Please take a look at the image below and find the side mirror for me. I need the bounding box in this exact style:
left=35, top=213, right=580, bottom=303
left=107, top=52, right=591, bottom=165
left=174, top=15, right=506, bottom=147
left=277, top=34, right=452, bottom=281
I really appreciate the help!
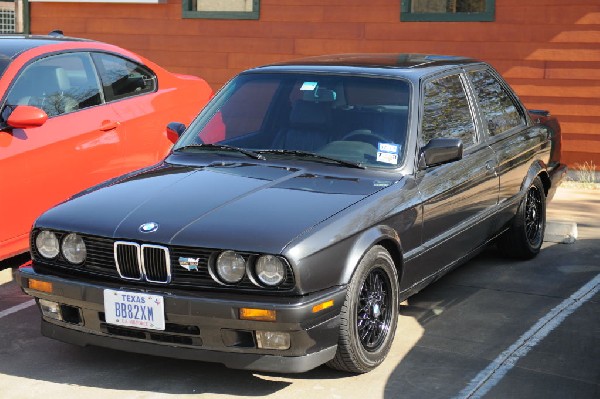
left=6, top=105, right=48, bottom=129
left=419, top=138, right=463, bottom=169
left=166, top=122, right=186, bottom=143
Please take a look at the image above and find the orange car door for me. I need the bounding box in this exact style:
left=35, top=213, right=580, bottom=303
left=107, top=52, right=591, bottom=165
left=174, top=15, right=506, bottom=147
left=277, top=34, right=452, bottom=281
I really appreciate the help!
left=0, top=52, right=125, bottom=259
left=91, top=52, right=173, bottom=172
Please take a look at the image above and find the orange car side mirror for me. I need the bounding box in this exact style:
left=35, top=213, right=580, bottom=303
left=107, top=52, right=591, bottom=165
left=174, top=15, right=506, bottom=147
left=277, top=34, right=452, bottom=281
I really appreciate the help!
left=7, top=105, right=48, bottom=129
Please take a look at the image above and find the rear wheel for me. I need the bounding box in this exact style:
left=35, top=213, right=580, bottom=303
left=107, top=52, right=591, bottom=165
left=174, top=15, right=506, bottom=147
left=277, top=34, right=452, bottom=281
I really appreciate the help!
left=327, top=245, right=399, bottom=373
left=497, top=176, right=546, bottom=259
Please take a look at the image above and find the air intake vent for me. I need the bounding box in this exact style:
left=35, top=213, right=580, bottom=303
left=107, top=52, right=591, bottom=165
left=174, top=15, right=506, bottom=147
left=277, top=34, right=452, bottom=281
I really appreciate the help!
left=142, top=245, right=171, bottom=283
left=114, top=242, right=170, bottom=284
left=114, top=242, right=141, bottom=280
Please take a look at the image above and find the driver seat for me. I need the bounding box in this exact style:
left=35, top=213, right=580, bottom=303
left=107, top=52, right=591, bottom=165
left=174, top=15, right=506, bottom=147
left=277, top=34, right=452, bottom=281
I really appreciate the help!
left=272, top=100, right=332, bottom=151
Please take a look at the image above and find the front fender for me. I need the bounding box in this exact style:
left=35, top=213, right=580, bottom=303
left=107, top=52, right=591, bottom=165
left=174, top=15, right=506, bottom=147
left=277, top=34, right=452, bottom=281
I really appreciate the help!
left=340, top=225, right=403, bottom=285
left=285, top=224, right=404, bottom=295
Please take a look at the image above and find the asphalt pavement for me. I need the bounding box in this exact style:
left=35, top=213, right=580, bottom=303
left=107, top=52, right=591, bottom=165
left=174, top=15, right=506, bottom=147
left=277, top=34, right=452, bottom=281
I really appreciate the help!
left=0, top=185, right=598, bottom=399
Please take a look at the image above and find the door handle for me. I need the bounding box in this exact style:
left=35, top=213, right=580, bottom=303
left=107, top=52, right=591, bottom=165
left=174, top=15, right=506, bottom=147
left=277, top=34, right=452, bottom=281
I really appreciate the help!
left=100, top=120, right=120, bottom=131
left=485, top=160, right=495, bottom=171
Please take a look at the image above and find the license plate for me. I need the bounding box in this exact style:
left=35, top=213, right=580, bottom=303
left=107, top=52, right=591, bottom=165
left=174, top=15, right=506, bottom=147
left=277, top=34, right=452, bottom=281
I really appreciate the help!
left=103, top=289, right=165, bottom=331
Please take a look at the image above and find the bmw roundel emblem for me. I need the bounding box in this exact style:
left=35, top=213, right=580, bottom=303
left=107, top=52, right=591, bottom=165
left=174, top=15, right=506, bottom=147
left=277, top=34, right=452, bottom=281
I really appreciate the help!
left=139, top=222, right=159, bottom=233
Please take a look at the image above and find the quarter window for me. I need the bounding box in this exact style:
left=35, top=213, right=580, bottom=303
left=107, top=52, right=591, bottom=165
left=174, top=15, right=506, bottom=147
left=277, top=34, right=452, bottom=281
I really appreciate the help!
left=92, top=53, right=156, bottom=102
left=469, top=69, right=524, bottom=136
left=5, top=52, right=102, bottom=117
left=421, top=74, right=476, bottom=148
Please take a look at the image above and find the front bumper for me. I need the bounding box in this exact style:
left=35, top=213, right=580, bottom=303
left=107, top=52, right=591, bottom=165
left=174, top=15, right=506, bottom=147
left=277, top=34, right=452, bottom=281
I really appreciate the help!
left=17, top=265, right=346, bottom=373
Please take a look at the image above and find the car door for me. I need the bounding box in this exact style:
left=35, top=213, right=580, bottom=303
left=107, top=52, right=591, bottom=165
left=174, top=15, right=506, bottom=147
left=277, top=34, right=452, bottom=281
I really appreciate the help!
left=91, top=52, right=174, bottom=171
left=404, top=71, right=499, bottom=285
left=466, top=68, right=536, bottom=209
left=0, top=51, right=125, bottom=258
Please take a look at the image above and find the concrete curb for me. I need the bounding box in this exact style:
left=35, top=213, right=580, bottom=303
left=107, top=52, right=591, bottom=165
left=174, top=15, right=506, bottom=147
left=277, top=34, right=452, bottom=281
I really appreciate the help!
left=0, top=268, right=15, bottom=286
left=545, top=220, right=578, bottom=244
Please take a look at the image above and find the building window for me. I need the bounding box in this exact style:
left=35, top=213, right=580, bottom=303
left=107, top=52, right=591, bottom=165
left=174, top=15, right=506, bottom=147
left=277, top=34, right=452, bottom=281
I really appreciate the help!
left=0, top=0, right=29, bottom=33
left=183, top=0, right=259, bottom=20
left=401, top=0, right=494, bottom=22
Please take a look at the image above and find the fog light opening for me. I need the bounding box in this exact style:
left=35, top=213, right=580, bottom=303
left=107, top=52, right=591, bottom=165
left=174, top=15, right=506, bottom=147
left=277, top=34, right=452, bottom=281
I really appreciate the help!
left=39, top=299, right=62, bottom=321
left=255, top=331, right=290, bottom=350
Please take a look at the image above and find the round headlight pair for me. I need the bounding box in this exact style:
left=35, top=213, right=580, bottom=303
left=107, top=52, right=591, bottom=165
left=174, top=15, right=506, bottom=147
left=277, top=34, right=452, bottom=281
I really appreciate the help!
left=212, top=251, right=286, bottom=287
left=35, top=230, right=86, bottom=264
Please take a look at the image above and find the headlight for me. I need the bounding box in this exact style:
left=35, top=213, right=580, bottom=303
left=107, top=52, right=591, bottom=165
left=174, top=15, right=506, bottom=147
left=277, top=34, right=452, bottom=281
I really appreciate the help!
left=35, top=230, right=59, bottom=259
left=215, top=251, right=246, bottom=283
left=61, top=233, right=86, bottom=264
left=255, top=255, right=285, bottom=286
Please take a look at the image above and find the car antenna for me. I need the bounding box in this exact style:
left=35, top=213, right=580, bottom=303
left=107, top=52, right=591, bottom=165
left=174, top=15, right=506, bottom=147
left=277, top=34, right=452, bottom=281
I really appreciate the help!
left=48, top=30, right=64, bottom=37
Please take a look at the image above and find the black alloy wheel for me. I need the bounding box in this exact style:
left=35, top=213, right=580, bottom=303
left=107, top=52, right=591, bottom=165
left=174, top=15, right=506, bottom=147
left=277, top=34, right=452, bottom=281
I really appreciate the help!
left=357, top=268, right=393, bottom=351
left=327, top=245, right=399, bottom=373
left=497, top=176, right=546, bottom=259
left=525, top=184, right=544, bottom=246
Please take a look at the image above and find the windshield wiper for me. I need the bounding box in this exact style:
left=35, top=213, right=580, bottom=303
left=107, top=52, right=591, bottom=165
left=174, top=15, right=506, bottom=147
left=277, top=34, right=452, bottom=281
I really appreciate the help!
left=257, top=149, right=364, bottom=169
left=174, top=144, right=265, bottom=160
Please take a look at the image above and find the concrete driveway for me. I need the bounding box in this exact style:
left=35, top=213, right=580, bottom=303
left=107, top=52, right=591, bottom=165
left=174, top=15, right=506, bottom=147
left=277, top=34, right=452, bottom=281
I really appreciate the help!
left=0, top=186, right=598, bottom=399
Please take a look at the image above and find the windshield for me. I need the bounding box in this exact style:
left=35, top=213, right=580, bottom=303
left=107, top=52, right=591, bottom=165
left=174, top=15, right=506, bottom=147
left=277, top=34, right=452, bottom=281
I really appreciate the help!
left=175, top=72, right=411, bottom=169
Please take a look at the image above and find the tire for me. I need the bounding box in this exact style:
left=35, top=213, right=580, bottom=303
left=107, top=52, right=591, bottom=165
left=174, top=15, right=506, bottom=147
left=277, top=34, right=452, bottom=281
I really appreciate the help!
left=327, top=245, right=399, bottom=373
left=497, top=176, right=546, bottom=259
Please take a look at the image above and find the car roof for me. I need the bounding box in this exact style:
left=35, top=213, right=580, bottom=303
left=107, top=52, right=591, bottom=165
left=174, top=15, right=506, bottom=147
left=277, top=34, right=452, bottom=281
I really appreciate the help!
left=0, top=35, right=92, bottom=59
left=247, top=53, right=483, bottom=77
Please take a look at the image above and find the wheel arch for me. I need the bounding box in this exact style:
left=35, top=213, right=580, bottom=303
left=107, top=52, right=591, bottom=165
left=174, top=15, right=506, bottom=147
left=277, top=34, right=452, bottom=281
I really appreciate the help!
left=522, top=160, right=549, bottom=196
left=538, top=170, right=551, bottom=197
left=340, top=225, right=404, bottom=287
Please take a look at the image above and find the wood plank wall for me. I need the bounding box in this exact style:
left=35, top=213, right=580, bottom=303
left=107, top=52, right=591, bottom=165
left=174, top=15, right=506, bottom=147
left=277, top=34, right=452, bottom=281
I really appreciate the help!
left=30, top=0, right=600, bottom=168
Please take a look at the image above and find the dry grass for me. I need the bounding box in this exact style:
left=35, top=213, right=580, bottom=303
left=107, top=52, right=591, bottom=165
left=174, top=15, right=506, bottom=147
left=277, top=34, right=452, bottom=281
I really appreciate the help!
left=562, top=161, right=599, bottom=190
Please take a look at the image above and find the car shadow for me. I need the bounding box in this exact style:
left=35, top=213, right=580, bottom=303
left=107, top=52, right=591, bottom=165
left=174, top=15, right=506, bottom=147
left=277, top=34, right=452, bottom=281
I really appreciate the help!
left=382, top=238, right=600, bottom=399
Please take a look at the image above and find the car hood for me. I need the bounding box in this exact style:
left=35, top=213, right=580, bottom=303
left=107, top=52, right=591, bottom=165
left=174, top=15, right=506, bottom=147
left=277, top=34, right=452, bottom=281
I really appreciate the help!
left=37, top=162, right=398, bottom=254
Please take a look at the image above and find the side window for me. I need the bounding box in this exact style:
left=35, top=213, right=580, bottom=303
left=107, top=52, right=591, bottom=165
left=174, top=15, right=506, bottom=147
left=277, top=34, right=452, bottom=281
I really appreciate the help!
left=92, top=53, right=156, bottom=102
left=5, top=53, right=102, bottom=117
left=421, top=74, right=476, bottom=148
left=469, top=69, right=525, bottom=136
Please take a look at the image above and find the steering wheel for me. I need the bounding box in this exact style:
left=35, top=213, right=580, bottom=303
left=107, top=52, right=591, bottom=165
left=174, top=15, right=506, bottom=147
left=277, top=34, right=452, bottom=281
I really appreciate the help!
left=341, top=129, right=389, bottom=147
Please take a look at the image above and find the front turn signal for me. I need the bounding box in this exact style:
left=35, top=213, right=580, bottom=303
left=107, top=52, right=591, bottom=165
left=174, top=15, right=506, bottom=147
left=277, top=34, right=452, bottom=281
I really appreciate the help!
left=28, top=279, right=53, bottom=294
left=240, top=308, right=276, bottom=322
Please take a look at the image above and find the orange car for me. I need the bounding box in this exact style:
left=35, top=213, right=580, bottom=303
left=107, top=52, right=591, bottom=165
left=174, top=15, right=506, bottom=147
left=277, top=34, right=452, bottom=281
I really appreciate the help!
left=0, top=34, right=212, bottom=261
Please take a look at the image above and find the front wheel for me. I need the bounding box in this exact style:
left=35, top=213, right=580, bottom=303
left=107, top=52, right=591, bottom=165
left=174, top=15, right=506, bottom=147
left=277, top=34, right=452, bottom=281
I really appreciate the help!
left=497, top=176, right=546, bottom=259
left=327, top=245, right=399, bottom=373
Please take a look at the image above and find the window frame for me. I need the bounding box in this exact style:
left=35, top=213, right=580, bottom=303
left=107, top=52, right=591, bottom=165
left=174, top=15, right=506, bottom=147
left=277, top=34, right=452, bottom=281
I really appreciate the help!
left=182, top=0, right=260, bottom=20
left=400, top=0, right=495, bottom=22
